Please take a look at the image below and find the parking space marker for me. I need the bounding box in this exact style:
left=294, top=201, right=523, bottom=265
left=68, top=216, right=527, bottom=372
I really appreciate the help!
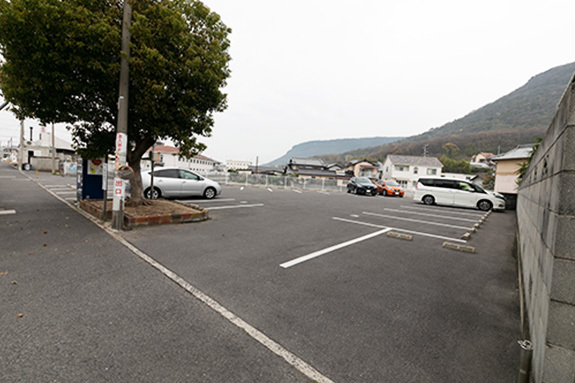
left=280, top=228, right=392, bottom=269
left=363, top=211, right=471, bottom=230
left=205, top=203, right=264, bottom=210
left=0, top=209, right=16, bottom=215
left=384, top=208, right=478, bottom=223
left=179, top=198, right=236, bottom=203
left=30, top=173, right=335, bottom=383
left=401, top=205, right=483, bottom=217
left=332, top=217, right=467, bottom=243
left=293, top=190, right=302, bottom=194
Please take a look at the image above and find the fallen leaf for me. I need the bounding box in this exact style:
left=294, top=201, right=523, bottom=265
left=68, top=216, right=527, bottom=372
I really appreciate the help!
left=43, top=232, right=47, bottom=234
left=11, top=281, right=18, bottom=285
left=17, top=313, right=23, bottom=318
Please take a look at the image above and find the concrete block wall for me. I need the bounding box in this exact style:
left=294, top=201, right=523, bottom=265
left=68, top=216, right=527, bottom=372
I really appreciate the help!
left=517, top=73, right=575, bottom=382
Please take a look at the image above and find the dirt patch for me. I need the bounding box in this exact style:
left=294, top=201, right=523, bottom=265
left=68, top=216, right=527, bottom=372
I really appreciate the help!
left=85, top=199, right=201, bottom=217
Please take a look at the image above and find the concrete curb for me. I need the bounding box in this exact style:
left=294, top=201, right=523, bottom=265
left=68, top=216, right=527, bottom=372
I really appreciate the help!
left=443, top=242, right=476, bottom=253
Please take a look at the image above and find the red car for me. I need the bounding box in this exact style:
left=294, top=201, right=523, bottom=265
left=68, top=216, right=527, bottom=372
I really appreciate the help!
left=375, top=180, right=404, bottom=197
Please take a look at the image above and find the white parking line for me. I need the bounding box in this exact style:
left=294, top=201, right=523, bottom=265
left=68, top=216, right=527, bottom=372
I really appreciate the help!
left=280, top=228, right=393, bottom=268
left=384, top=208, right=478, bottom=223
left=317, top=191, right=330, bottom=195
left=401, top=205, right=483, bottom=217
left=179, top=198, right=236, bottom=203
left=33, top=179, right=335, bottom=383
left=55, top=191, right=77, bottom=195
left=0, top=176, right=15, bottom=179
left=293, top=190, right=302, bottom=194
left=333, top=217, right=467, bottom=243
left=205, top=203, right=264, bottom=210
left=363, top=211, right=471, bottom=230
left=0, top=209, right=16, bottom=215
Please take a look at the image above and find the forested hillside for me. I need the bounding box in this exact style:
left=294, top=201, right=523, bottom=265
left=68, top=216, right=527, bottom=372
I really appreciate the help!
left=318, top=62, right=575, bottom=163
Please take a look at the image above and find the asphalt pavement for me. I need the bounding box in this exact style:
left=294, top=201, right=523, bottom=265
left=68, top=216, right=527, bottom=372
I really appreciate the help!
left=0, top=162, right=310, bottom=383
left=1, top=162, right=521, bottom=382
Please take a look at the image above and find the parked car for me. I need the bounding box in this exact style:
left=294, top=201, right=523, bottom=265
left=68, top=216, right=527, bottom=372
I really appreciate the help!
left=375, top=179, right=404, bottom=197
left=413, top=177, right=505, bottom=211
left=141, top=167, right=221, bottom=199
left=347, top=177, right=377, bottom=196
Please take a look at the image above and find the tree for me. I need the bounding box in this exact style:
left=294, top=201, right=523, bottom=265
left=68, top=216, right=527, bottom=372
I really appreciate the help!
left=0, top=0, right=231, bottom=205
left=442, top=142, right=460, bottom=158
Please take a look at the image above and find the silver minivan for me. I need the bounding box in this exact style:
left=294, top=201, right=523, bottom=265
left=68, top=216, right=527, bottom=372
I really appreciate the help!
left=414, top=177, right=505, bottom=211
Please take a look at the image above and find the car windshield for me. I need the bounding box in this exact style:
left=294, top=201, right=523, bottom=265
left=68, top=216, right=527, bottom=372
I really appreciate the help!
left=356, top=177, right=372, bottom=183
left=385, top=180, right=399, bottom=186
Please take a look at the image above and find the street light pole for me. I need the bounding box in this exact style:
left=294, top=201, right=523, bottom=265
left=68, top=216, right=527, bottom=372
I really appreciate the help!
left=111, top=0, right=132, bottom=230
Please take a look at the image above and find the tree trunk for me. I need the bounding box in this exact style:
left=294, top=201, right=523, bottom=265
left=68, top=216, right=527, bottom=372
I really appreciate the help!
left=127, top=157, right=145, bottom=206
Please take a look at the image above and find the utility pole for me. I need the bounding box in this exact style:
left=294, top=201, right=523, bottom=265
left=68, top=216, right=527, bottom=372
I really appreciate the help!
left=51, top=123, right=56, bottom=173
left=423, top=144, right=429, bottom=157
left=111, top=0, right=132, bottom=230
left=18, top=120, right=24, bottom=169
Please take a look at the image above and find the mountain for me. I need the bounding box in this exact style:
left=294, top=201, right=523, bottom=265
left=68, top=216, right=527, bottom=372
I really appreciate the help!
left=265, top=136, right=404, bottom=166
left=317, top=61, right=575, bottom=163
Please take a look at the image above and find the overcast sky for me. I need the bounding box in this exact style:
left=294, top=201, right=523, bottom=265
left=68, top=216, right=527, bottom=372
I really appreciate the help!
left=1, top=0, right=574, bottom=164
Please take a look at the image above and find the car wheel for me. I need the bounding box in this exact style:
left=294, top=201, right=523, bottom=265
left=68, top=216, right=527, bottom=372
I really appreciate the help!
left=422, top=195, right=435, bottom=205
left=347, top=187, right=352, bottom=193
left=478, top=200, right=493, bottom=211
left=144, top=187, right=161, bottom=199
left=203, top=187, right=216, bottom=199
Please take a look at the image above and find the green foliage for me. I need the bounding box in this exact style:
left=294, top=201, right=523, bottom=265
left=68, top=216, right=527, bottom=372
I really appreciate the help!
left=439, top=155, right=472, bottom=174
left=442, top=142, right=460, bottom=158
left=516, top=137, right=542, bottom=184
left=0, top=0, right=231, bottom=202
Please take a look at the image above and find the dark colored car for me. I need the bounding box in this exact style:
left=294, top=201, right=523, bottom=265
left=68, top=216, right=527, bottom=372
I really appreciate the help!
left=375, top=179, right=405, bottom=197
left=347, top=177, right=377, bottom=196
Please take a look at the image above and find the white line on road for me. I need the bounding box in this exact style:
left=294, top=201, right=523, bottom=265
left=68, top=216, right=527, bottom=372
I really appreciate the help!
left=178, top=198, right=236, bottom=203
left=363, top=211, right=471, bottom=230
left=31, top=174, right=336, bottom=383
left=332, top=217, right=467, bottom=243
left=0, top=176, right=15, bottom=178
left=0, top=209, right=16, bottom=215
left=384, top=208, right=478, bottom=223
left=55, top=191, right=77, bottom=195
left=293, top=190, right=302, bottom=194
left=401, top=205, right=483, bottom=217
left=317, top=191, right=330, bottom=195
left=205, top=203, right=264, bottom=210
left=280, top=228, right=392, bottom=269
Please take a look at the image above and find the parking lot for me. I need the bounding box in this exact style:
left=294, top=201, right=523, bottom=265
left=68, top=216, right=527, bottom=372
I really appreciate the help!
left=121, top=185, right=520, bottom=382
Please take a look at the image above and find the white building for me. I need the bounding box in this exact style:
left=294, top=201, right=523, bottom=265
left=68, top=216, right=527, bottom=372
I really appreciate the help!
left=142, top=145, right=221, bottom=173
left=226, top=159, right=252, bottom=171
left=490, top=144, right=534, bottom=194
left=382, top=155, right=443, bottom=191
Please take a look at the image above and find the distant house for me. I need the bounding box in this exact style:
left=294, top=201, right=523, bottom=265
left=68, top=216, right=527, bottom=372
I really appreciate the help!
left=143, top=145, right=222, bottom=172
left=226, top=159, right=252, bottom=171
left=345, top=159, right=382, bottom=179
left=382, top=155, right=443, bottom=191
left=284, top=157, right=347, bottom=181
left=470, top=152, right=495, bottom=168
left=490, top=144, right=534, bottom=195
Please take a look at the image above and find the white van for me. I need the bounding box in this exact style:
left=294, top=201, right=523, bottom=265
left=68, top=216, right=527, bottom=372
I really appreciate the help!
left=413, top=177, right=505, bottom=211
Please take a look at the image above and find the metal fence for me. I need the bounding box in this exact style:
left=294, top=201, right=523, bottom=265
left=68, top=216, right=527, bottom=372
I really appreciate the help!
left=201, top=172, right=347, bottom=193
